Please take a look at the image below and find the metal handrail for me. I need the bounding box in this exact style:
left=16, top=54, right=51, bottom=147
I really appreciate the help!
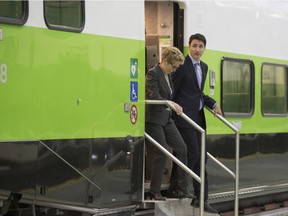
left=205, top=107, right=240, bottom=216
left=39, top=140, right=101, bottom=191
left=145, top=100, right=206, bottom=215
left=144, top=133, right=200, bottom=183
left=145, top=100, right=240, bottom=216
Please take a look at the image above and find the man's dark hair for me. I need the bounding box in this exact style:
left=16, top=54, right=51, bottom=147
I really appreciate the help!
left=189, top=33, right=207, bottom=47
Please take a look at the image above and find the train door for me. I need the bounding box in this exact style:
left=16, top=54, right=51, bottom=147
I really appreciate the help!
left=144, top=0, right=184, bottom=184
left=145, top=1, right=184, bottom=72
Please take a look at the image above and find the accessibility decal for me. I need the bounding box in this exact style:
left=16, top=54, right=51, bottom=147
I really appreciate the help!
left=130, top=81, right=138, bottom=102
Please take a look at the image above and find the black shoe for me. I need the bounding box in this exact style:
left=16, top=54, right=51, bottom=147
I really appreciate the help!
left=166, top=188, right=186, bottom=199
left=190, top=198, right=200, bottom=207
left=146, top=191, right=166, bottom=201
left=190, top=199, right=218, bottom=214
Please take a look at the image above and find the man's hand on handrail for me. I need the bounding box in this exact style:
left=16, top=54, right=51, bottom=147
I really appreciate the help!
left=171, top=101, right=183, bottom=115
left=213, top=103, right=223, bottom=117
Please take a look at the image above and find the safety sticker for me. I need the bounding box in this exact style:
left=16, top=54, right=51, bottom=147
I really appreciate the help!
left=130, top=81, right=138, bottom=102
left=130, top=105, right=138, bottom=125
left=130, top=58, right=138, bottom=79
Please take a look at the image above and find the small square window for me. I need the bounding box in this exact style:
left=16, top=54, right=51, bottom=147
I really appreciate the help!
left=221, top=57, right=255, bottom=117
left=44, top=0, right=85, bottom=33
left=0, top=0, right=28, bottom=25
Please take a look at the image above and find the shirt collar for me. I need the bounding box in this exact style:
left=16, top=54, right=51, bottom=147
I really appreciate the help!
left=189, top=54, right=200, bottom=65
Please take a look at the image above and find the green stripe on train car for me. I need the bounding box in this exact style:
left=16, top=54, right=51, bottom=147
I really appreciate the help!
left=0, top=25, right=145, bottom=140
left=182, top=47, right=288, bottom=135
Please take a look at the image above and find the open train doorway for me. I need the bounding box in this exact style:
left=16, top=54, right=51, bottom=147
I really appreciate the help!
left=144, top=0, right=184, bottom=188
left=145, top=1, right=184, bottom=72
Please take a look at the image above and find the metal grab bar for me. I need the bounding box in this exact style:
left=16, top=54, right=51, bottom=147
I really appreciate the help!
left=144, top=133, right=200, bottom=183
left=39, top=140, right=101, bottom=191
left=207, top=152, right=235, bottom=178
left=145, top=100, right=206, bottom=215
left=205, top=107, right=240, bottom=216
left=146, top=100, right=204, bottom=132
left=145, top=100, right=240, bottom=216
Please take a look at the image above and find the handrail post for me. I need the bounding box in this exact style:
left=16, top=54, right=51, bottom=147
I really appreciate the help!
left=200, top=131, right=206, bottom=215
left=146, top=100, right=205, bottom=216
left=205, top=107, right=240, bottom=216
left=235, top=131, right=240, bottom=216
left=167, top=100, right=205, bottom=215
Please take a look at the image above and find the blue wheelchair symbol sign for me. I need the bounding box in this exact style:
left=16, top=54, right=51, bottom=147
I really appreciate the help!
left=130, top=81, right=138, bottom=102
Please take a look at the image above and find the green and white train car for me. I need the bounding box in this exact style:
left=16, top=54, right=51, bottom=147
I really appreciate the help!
left=0, top=1, right=145, bottom=215
left=0, top=0, right=287, bottom=215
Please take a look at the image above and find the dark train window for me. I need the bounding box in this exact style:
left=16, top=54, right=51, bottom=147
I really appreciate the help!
left=44, top=0, right=85, bottom=33
left=0, top=0, right=28, bottom=25
left=221, top=57, right=255, bottom=117
left=261, top=63, right=288, bottom=116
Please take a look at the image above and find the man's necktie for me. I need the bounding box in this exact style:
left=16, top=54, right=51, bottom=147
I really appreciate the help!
left=194, top=63, right=202, bottom=88
left=194, top=63, right=203, bottom=110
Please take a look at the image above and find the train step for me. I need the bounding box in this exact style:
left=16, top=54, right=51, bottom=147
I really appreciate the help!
left=143, top=198, right=220, bottom=216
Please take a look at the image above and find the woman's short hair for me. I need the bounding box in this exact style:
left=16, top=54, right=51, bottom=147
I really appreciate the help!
left=161, top=47, right=184, bottom=67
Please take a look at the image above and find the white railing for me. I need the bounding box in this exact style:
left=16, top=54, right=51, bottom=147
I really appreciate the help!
left=205, top=107, right=240, bottom=216
left=145, top=100, right=239, bottom=216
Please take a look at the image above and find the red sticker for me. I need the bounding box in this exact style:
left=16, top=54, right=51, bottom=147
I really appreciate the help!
left=130, top=105, right=138, bottom=125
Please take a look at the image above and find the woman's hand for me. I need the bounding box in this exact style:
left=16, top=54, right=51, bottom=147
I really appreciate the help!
left=172, top=102, right=183, bottom=115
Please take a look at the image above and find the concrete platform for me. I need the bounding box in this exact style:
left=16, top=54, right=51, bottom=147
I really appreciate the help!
left=154, top=198, right=220, bottom=216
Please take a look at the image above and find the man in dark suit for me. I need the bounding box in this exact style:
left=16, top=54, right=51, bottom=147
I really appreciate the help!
left=145, top=47, right=187, bottom=200
left=172, top=33, right=222, bottom=213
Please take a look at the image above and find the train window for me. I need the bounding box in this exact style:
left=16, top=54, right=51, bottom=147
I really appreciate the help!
left=44, top=0, right=85, bottom=33
left=221, top=57, right=255, bottom=117
left=0, top=0, right=28, bottom=25
left=261, top=63, right=288, bottom=116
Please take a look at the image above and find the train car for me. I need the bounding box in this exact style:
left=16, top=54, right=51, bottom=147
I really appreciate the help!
left=0, top=0, right=287, bottom=215
left=0, top=1, right=145, bottom=215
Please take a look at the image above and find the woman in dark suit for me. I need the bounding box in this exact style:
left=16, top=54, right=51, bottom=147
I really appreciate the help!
left=172, top=33, right=222, bottom=213
left=145, top=47, right=187, bottom=200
